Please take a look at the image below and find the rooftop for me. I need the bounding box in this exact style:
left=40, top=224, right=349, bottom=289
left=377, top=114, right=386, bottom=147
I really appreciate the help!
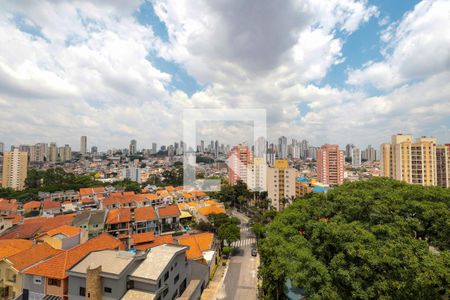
left=157, top=204, right=181, bottom=218
left=69, top=250, right=138, bottom=276
left=6, top=243, right=62, bottom=271
left=134, top=206, right=157, bottom=222
left=0, top=239, right=33, bottom=260
left=106, top=208, right=131, bottom=224
left=121, top=289, right=155, bottom=300
left=45, top=225, right=81, bottom=238
left=130, top=244, right=186, bottom=281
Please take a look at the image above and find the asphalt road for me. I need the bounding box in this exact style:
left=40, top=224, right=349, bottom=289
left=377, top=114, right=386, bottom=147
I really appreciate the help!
left=217, top=210, right=258, bottom=300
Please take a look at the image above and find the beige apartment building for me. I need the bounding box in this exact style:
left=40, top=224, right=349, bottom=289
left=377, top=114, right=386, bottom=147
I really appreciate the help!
left=267, top=160, right=298, bottom=211
left=246, top=157, right=267, bottom=192
left=1, top=149, right=28, bottom=190
left=380, top=134, right=449, bottom=187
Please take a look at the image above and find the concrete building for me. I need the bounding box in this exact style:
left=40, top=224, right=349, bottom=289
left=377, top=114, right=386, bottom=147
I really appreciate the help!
left=228, top=144, right=253, bottom=185
left=363, top=145, right=377, bottom=162
left=317, top=144, right=345, bottom=185
left=254, top=136, right=267, bottom=158
left=436, top=145, right=449, bottom=188
left=0, top=142, right=4, bottom=153
left=267, top=160, right=298, bottom=211
left=122, top=167, right=141, bottom=183
left=30, top=143, right=47, bottom=162
left=67, top=250, right=146, bottom=300
left=80, top=136, right=87, bottom=155
left=351, top=147, right=361, bottom=168
left=380, top=134, right=446, bottom=187
left=246, top=157, right=268, bottom=192
left=129, top=139, right=137, bottom=156
left=49, top=142, right=58, bottom=162
left=278, top=136, right=287, bottom=159
left=1, top=149, right=28, bottom=190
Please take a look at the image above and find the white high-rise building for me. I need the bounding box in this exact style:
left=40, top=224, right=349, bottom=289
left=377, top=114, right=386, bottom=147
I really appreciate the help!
left=80, top=136, right=87, bottom=155
left=254, top=136, right=267, bottom=158
left=129, top=139, right=137, bottom=155
left=278, top=136, right=287, bottom=159
left=352, top=147, right=361, bottom=168
left=246, top=157, right=268, bottom=192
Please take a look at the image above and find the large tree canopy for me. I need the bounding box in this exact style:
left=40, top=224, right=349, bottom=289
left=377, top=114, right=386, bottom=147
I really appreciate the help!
left=259, top=178, right=450, bottom=300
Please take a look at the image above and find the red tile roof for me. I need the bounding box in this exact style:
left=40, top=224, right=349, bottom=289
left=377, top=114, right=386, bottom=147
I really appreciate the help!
left=7, top=243, right=62, bottom=271
left=131, top=232, right=155, bottom=244
left=0, top=200, right=18, bottom=212
left=176, top=232, right=214, bottom=260
left=134, top=234, right=174, bottom=251
left=0, top=239, right=33, bottom=260
left=105, top=208, right=131, bottom=224
left=157, top=204, right=181, bottom=218
left=45, top=225, right=81, bottom=238
left=42, top=200, right=61, bottom=210
left=134, top=206, right=157, bottom=222
left=23, top=201, right=41, bottom=210
left=102, top=194, right=146, bottom=207
left=22, top=233, right=122, bottom=279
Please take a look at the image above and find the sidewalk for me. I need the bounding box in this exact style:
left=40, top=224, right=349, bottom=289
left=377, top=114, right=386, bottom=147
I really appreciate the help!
left=201, top=259, right=229, bottom=300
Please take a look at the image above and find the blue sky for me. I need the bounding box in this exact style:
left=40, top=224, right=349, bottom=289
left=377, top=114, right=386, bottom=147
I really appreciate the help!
left=135, top=0, right=420, bottom=97
left=0, top=0, right=448, bottom=149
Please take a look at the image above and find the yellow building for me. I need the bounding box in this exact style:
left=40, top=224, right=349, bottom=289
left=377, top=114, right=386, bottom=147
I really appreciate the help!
left=267, top=160, right=298, bottom=211
left=380, top=134, right=447, bottom=187
left=0, top=243, right=61, bottom=300
left=1, top=149, right=28, bottom=190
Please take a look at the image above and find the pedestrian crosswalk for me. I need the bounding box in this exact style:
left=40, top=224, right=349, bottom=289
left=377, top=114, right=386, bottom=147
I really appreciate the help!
left=240, top=227, right=249, bottom=232
left=230, top=238, right=256, bottom=248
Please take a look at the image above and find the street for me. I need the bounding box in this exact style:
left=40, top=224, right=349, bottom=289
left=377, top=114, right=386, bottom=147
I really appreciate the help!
left=216, top=210, right=258, bottom=300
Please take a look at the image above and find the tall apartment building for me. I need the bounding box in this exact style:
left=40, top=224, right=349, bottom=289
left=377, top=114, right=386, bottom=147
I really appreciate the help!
left=351, top=147, right=361, bottom=168
left=0, top=142, right=4, bottom=153
left=80, top=136, right=87, bottom=155
left=152, top=143, right=157, bottom=154
left=2, top=149, right=28, bottom=190
left=380, top=134, right=448, bottom=187
left=436, top=145, right=449, bottom=188
left=278, top=136, right=287, bottom=159
left=363, top=145, right=377, bottom=162
left=228, top=144, right=253, bottom=185
left=254, top=136, right=267, bottom=158
left=129, top=139, right=137, bottom=155
left=49, top=142, right=58, bottom=162
left=30, top=143, right=48, bottom=162
left=59, top=144, right=72, bottom=161
left=267, top=160, right=298, bottom=211
left=246, top=157, right=267, bottom=192
left=317, top=144, right=345, bottom=185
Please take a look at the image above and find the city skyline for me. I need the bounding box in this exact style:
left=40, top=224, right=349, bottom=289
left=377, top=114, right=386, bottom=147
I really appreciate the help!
left=0, top=1, right=449, bottom=149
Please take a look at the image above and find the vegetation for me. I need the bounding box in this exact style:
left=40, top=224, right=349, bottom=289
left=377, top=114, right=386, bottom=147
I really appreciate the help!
left=0, top=168, right=102, bottom=201
left=194, top=213, right=241, bottom=249
left=259, top=178, right=450, bottom=300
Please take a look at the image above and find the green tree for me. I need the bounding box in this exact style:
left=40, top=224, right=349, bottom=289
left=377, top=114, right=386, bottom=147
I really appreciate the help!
left=218, top=223, right=240, bottom=247
left=259, top=178, right=450, bottom=299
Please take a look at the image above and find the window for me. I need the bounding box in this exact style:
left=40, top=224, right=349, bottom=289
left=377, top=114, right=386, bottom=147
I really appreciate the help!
left=158, top=279, right=161, bottom=288
left=174, top=274, right=179, bottom=284
left=163, top=287, right=169, bottom=297
left=48, top=278, right=61, bottom=287
left=33, top=276, right=42, bottom=284
left=164, top=271, right=169, bottom=281
left=79, top=287, right=86, bottom=296
left=104, top=287, right=112, bottom=293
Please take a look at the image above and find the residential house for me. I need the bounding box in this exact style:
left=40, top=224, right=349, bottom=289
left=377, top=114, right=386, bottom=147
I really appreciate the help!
left=23, top=201, right=42, bottom=216
left=0, top=243, right=61, bottom=300
left=134, top=206, right=158, bottom=234
left=38, top=225, right=87, bottom=250
left=105, top=208, right=132, bottom=238
left=125, top=244, right=191, bottom=300
left=157, top=205, right=181, bottom=233
left=0, top=240, right=33, bottom=261
left=0, top=199, right=18, bottom=216
left=176, top=232, right=217, bottom=277
left=72, top=210, right=107, bottom=239
left=21, top=233, right=123, bottom=300
left=42, top=200, right=61, bottom=216
left=79, top=187, right=108, bottom=201
left=132, top=234, right=174, bottom=251
left=67, top=250, right=146, bottom=300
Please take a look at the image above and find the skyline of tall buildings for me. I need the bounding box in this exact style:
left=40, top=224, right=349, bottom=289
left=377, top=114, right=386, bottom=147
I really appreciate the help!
left=80, top=136, right=87, bottom=155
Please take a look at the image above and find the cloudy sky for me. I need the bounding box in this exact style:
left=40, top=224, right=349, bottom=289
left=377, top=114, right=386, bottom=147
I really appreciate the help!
left=0, top=0, right=449, bottom=151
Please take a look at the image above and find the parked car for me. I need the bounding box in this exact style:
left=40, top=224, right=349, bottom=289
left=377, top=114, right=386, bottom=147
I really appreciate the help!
left=251, top=247, right=257, bottom=256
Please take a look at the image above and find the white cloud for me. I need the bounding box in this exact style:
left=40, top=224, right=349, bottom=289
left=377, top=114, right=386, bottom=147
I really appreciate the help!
left=347, top=0, right=450, bottom=90
left=0, top=0, right=448, bottom=150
